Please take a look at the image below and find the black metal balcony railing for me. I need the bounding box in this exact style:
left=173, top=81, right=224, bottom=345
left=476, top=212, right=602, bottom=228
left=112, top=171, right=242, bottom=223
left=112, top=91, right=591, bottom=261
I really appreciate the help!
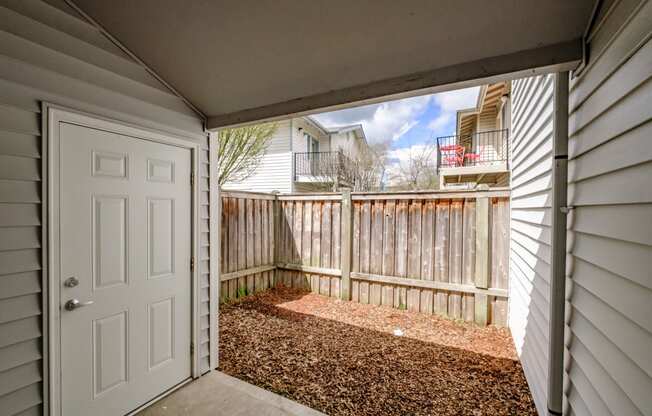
left=436, top=129, right=509, bottom=170
left=293, top=151, right=352, bottom=182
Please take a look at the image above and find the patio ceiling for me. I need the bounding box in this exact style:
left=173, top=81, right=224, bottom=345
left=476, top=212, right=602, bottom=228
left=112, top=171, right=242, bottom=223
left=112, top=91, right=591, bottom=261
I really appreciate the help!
left=68, top=0, right=596, bottom=128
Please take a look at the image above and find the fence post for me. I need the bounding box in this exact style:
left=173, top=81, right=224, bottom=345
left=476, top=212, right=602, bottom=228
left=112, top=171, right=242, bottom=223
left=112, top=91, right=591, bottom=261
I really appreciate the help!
left=340, top=189, right=353, bottom=301
left=474, top=186, right=490, bottom=326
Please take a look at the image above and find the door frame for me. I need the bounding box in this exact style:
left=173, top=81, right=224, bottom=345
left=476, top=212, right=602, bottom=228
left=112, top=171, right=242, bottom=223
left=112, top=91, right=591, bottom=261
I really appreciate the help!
left=43, top=104, right=202, bottom=416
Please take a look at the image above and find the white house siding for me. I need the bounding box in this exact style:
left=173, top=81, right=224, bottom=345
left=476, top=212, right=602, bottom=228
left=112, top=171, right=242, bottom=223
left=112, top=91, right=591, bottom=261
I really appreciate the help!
left=509, top=73, right=554, bottom=416
left=0, top=2, right=208, bottom=415
left=222, top=119, right=293, bottom=193
left=292, top=117, right=330, bottom=154
left=565, top=0, right=652, bottom=415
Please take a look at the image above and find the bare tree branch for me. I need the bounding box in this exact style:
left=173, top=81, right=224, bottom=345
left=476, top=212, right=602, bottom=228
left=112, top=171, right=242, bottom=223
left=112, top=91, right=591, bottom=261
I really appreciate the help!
left=216, top=122, right=277, bottom=185
left=391, top=142, right=439, bottom=190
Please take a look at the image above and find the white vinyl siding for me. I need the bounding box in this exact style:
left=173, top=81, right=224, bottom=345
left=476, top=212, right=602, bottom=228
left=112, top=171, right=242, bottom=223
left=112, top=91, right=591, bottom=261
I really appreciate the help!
left=565, top=1, right=652, bottom=415
left=291, top=117, right=330, bottom=153
left=222, top=119, right=293, bottom=193
left=510, top=2, right=652, bottom=415
left=0, top=1, right=207, bottom=415
left=509, top=73, right=554, bottom=416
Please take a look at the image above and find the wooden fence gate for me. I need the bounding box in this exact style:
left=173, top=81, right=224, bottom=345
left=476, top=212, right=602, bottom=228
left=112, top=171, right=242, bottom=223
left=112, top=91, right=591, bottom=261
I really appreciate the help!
left=220, top=189, right=509, bottom=326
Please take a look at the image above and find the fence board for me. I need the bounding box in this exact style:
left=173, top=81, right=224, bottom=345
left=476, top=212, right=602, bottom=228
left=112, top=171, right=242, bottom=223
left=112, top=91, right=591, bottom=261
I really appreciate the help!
left=261, top=200, right=270, bottom=290
left=382, top=201, right=396, bottom=306
left=491, top=198, right=509, bottom=326
left=351, top=201, right=361, bottom=302
left=237, top=198, right=247, bottom=294
left=370, top=201, right=384, bottom=305
left=462, top=199, right=476, bottom=321
left=253, top=199, right=263, bottom=292
left=293, top=201, right=303, bottom=287
left=245, top=199, right=255, bottom=294
left=449, top=200, right=463, bottom=319
left=407, top=201, right=422, bottom=312
left=434, top=201, right=450, bottom=315
left=395, top=200, right=409, bottom=309
left=332, top=202, right=341, bottom=269
left=359, top=201, right=372, bottom=304
left=420, top=201, right=435, bottom=314
left=320, top=202, right=332, bottom=296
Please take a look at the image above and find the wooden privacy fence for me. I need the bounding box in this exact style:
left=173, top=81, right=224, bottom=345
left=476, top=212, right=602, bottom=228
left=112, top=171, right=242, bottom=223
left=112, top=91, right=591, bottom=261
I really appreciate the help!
left=219, top=188, right=510, bottom=326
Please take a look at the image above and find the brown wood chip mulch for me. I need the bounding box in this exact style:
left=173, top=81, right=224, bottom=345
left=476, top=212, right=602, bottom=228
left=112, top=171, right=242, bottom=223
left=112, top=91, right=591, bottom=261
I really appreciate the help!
left=218, top=287, right=536, bottom=416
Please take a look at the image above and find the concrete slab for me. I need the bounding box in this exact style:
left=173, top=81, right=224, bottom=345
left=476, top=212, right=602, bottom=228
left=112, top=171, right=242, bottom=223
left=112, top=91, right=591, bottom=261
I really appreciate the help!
left=137, top=372, right=325, bottom=416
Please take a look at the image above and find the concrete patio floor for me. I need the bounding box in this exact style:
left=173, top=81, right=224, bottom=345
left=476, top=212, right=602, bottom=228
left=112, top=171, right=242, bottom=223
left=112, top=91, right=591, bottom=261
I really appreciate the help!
left=137, top=372, right=325, bottom=416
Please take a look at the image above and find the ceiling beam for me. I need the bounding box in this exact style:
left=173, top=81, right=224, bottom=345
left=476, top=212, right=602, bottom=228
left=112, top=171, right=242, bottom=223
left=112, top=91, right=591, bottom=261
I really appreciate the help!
left=206, top=39, right=582, bottom=130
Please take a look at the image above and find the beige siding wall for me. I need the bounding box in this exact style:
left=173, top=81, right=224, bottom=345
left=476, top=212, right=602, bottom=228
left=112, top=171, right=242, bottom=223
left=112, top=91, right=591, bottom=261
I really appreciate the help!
left=478, top=107, right=498, bottom=132
left=0, top=1, right=207, bottom=415
left=509, top=73, right=554, bottom=416
left=222, top=119, right=293, bottom=193
left=565, top=0, right=652, bottom=415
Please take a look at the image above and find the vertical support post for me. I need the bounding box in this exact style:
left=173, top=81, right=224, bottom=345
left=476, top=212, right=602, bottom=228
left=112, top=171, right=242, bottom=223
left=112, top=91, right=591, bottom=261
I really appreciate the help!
left=340, top=189, right=353, bottom=300
left=548, top=71, right=569, bottom=416
left=474, top=185, right=490, bottom=326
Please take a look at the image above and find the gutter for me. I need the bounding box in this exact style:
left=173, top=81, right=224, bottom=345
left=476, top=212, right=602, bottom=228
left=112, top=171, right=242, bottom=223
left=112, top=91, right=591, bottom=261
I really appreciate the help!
left=548, top=72, right=569, bottom=416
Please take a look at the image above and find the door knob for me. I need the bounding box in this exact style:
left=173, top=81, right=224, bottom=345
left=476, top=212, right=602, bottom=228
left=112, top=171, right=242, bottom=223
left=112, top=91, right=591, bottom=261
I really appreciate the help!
left=64, top=299, right=94, bottom=311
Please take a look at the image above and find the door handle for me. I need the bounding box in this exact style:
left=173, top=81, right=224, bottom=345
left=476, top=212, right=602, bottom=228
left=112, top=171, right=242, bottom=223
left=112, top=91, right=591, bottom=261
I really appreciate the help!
left=64, top=299, right=94, bottom=311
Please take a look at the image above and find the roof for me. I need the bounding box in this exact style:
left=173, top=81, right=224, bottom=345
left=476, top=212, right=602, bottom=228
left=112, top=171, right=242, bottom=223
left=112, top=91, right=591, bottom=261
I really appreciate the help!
left=69, top=1, right=595, bottom=129
left=305, top=116, right=368, bottom=147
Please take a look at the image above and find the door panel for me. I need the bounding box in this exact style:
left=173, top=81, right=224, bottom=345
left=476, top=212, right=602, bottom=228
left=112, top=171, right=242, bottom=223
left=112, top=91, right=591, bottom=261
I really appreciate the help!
left=148, top=297, right=174, bottom=369
left=59, top=122, right=192, bottom=416
left=93, top=311, right=128, bottom=396
left=93, top=196, right=128, bottom=289
left=147, top=198, right=174, bottom=279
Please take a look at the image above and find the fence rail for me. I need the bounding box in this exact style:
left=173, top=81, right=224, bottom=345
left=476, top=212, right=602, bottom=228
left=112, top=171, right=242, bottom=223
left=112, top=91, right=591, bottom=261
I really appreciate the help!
left=220, top=188, right=510, bottom=326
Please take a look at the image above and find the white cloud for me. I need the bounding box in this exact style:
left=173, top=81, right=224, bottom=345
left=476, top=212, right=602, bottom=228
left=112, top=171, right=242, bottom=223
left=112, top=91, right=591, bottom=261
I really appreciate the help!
left=312, top=86, right=480, bottom=145
left=427, top=113, right=453, bottom=133
left=313, top=95, right=431, bottom=143
left=386, top=144, right=433, bottom=164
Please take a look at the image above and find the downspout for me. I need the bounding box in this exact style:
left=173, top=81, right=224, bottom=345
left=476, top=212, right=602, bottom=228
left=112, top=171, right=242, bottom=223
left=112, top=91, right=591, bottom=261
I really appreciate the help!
left=548, top=72, right=569, bottom=416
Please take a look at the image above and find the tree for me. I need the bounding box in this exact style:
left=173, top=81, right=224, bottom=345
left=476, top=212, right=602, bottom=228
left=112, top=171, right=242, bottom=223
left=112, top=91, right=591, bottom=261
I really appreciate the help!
left=216, top=122, right=277, bottom=185
left=391, top=142, right=439, bottom=190
left=314, top=142, right=388, bottom=192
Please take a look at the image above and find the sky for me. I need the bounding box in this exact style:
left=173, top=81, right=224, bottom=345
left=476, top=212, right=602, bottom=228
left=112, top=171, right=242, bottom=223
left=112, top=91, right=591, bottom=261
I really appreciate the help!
left=312, top=87, right=480, bottom=182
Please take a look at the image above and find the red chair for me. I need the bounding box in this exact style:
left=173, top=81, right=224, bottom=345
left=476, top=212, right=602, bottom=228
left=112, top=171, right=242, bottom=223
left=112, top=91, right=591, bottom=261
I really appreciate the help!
left=464, top=153, right=480, bottom=165
left=440, top=144, right=466, bottom=167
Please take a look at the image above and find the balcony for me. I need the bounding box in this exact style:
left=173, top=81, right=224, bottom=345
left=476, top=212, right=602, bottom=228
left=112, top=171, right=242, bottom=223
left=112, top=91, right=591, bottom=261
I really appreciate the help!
left=436, top=129, right=510, bottom=187
left=293, top=151, right=353, bottom=184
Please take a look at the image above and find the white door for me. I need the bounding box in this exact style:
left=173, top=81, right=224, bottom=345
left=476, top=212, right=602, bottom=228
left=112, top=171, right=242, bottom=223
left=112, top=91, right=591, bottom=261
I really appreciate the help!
left=58, top=122, right=192, bottom=416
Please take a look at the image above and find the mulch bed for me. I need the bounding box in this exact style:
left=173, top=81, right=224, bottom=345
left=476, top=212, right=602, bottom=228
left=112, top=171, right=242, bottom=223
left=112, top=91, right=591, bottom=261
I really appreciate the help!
left=218, top=287, right=536, bottom=416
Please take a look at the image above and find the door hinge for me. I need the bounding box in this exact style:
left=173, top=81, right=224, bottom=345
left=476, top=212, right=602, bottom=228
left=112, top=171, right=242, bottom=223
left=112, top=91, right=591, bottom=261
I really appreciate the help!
left=190, top=342, right=195, bottom=355
left=190, top=256, right=195, bottom=272
left=190, top=171, right=195, bottom=187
